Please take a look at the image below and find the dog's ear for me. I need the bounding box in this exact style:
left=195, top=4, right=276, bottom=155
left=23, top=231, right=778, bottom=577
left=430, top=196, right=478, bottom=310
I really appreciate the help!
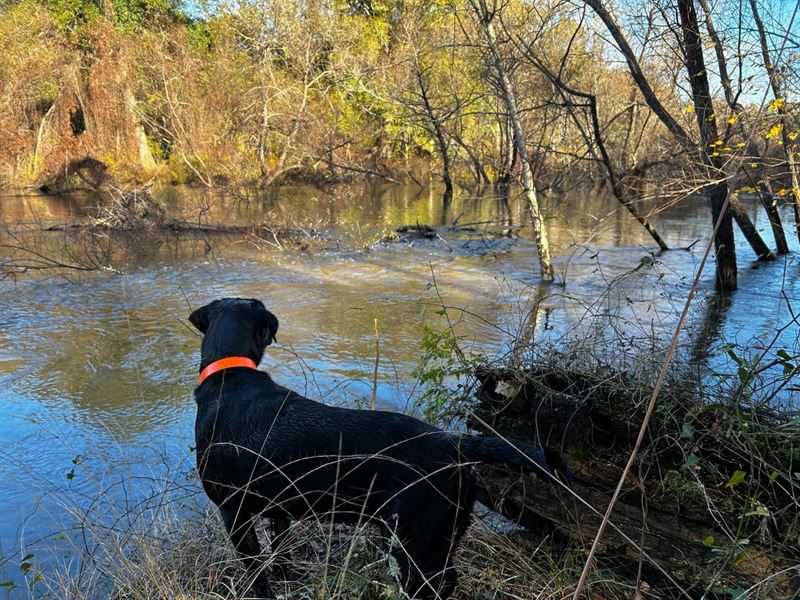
left=249, top=299, right=279, bottom=346
left=188, top=300, right=219, bottom=334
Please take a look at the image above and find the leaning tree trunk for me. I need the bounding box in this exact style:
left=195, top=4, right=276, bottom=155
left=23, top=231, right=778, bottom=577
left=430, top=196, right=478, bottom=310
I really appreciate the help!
left=525, top=53, right=669, bottom=251
left=472, top=0, right=554, bottom=280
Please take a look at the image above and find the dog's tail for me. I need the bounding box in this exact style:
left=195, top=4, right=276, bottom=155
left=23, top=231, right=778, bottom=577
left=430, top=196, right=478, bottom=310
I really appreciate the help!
left=458, top=435, right=569, bottom=482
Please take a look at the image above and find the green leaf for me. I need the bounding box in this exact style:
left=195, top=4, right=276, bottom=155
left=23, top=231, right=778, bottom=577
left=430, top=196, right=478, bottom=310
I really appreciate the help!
left=681, top=422, right=695, bottom=438
left=703, top=535, right=715, bottom=546
left=19, top=563, right=32, bottom=573
left=683, top=454, right=700, bottom=469
left=725, top=470, right=747, bottom=488
left=0, top=581, right=17, bottom=588
left=737, top=366, right=750, bottom=383
left=727, top=348, right=743, bottom=365
left=732, top=551, right=748, bottom=567
left=769, top=470, right=780, bottom=483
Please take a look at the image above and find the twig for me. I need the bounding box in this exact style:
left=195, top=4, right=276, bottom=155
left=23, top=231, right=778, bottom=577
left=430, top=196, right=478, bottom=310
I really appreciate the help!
left=371, top=319, right=380, bottom=411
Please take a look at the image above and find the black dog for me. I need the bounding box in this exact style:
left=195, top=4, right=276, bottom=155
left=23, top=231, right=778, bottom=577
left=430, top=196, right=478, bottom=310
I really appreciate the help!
left=189, top=298, right=563, bottom=599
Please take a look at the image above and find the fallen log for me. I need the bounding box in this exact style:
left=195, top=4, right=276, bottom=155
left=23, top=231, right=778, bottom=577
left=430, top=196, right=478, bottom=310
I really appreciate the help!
left=469, top=366, right=799, bottom=597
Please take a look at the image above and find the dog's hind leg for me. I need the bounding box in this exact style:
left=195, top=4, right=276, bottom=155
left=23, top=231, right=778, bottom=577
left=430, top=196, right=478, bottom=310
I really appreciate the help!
left=220, top=507, right=273, bottom=599
left=389, top=507, right=469, bottom=599
left=268, top=517, right=293, bottom=581
left=388, top=477, right=475, bottom=599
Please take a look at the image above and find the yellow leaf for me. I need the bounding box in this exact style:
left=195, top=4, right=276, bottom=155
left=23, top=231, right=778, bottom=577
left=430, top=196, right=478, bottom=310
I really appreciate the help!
left=777, top=188, right=788, bottom=196
left=788, top=132, right=798, bottom=141
left=711, top=151, right=720, bottom=157
left=736, top=142, right=746, bottom=148
left=769, top=98, right=785, bottom=110
left=685, top=105, right=695, bottom=113
left=766, top=124, right=783, bottom=139
left=728, top=115, right=738, bottom=125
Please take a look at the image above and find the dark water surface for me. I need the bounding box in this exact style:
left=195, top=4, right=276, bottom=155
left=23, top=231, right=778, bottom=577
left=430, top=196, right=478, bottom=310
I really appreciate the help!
left=0, top=184, right=798, bottom=594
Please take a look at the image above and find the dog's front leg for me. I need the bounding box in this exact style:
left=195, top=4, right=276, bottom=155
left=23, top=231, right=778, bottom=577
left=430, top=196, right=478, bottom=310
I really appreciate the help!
left=220, top=507, right=273, bottom=599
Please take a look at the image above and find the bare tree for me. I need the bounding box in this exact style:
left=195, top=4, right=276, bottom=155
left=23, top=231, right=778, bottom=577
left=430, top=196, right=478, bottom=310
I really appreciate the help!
left=697, top=0, right=789, bottom=254
left=583, top=0, right=781, bottom=290
left=468, top=0, right=554, bottom=280
left=509, top=12, right=670, bottom=251
left=749, top=0, right=800, bottom=243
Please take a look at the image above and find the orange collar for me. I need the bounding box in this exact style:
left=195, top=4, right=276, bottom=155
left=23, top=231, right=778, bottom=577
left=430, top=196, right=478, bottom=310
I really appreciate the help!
left=198, top=356, right=257, bottom=385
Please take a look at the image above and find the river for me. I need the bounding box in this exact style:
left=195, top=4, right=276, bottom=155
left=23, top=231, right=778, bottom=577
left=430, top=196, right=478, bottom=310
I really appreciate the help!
left=0, top=183, right=797, bottom=596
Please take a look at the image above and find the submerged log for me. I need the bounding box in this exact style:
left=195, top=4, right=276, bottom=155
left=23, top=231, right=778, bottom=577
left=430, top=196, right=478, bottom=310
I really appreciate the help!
left=469, top=366, right=799, bottom=597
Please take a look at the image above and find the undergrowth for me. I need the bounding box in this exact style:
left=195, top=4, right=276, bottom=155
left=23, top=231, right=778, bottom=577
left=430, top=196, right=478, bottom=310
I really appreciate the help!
left=409, top=275, right=800, bottom=599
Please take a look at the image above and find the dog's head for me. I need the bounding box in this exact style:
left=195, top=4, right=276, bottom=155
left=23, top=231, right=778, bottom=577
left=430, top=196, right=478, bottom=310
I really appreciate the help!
left=189, top=298, right=279, bottom=366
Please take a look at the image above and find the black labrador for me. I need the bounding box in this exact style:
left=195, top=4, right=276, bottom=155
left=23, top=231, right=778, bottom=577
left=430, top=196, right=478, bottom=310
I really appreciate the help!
left=189, top=298, right=563, bottom=599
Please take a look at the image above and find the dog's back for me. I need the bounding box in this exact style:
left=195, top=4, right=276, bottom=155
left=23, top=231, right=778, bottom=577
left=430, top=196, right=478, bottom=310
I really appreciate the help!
left=195, top=368, right=465, bottom=524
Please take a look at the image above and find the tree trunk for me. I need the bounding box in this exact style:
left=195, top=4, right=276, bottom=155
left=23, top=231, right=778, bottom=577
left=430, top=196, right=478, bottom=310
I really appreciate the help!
left=495, top=116, right=516, bottom=187
left=708, top=182, right=738, bottom=290
left=415, top=64, right=454, bottom=198
left=678, top=0, right=739, bottom=290
left=472, top=0, right=553, bottom=280
left=125, top=89, right=156, bottom=171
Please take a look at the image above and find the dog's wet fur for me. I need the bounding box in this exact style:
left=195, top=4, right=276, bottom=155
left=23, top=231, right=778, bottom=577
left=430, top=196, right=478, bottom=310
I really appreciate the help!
left=189, top=298, right=564, bottom=599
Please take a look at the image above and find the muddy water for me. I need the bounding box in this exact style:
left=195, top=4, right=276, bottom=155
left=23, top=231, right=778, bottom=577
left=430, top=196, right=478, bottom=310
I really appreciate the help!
left=0, top=184, right=798, bottom=593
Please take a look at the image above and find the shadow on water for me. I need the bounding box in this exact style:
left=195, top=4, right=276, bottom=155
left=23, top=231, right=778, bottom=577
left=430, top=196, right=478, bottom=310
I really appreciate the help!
left=690, top=292, right=734, bottom=366
left=0, top=182, right=798, bottom=592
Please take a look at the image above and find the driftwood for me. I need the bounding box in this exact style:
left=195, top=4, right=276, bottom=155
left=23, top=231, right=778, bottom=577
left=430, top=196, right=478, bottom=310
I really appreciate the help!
left=469, top=366, right=799, bottom=597
left=394, top=222, right=513, bottom=239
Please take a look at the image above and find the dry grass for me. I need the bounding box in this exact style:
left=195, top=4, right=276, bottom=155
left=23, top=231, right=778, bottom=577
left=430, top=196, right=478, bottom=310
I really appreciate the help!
left=38, top=489, right=642, bottom=600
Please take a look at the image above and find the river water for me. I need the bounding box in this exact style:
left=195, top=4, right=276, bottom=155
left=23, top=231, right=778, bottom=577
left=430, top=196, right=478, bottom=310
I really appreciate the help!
left=0, top=183, right=798, bottom=595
